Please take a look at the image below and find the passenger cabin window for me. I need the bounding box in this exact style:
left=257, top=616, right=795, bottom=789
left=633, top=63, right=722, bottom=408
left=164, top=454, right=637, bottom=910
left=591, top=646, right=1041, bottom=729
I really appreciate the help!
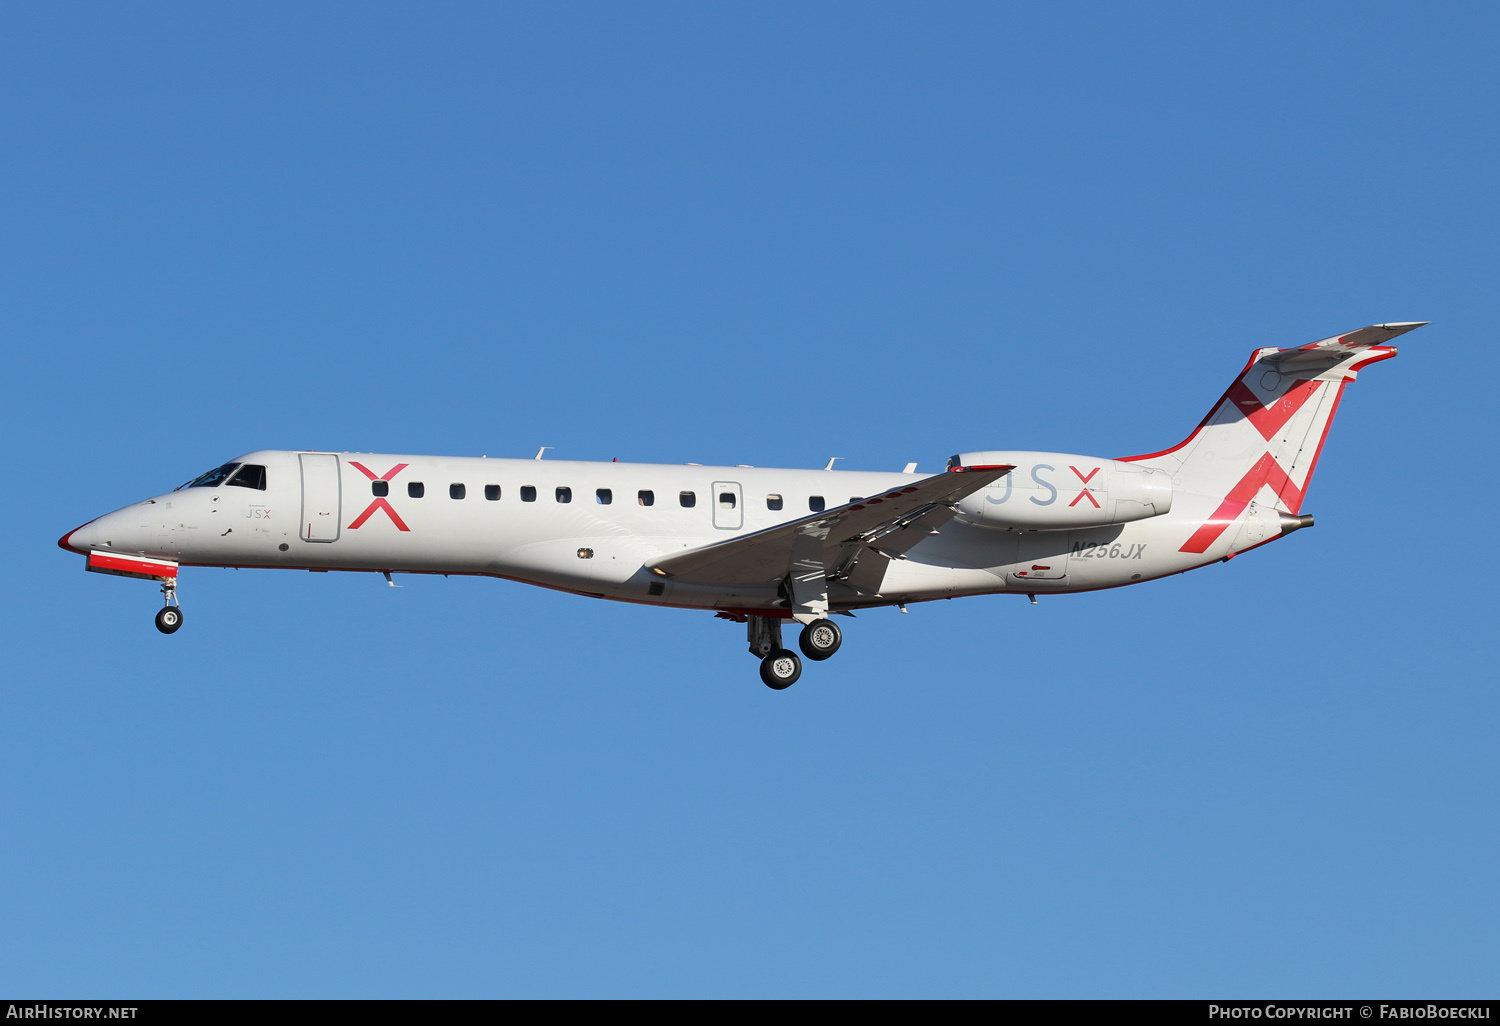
left=556, top=486, right=572, bottom=503
left=596, top=488, right=612, bottom=505
left=809, top=496, right=825, bottom=512
left=521, top=486, right=537, bottom=502
left=408, top=482, right=425, bottom=498
left=372, top=481, right=389, bottom=497
left=766, top=494, right=783, bottom=511
left=485, top=485, right=500, bottom=501
left=227, top=464, right=267, bottom=490
left=638, top=490, right=654, bottom=506
left=183, top=462, right=240, bottom=489
left=450, top=483, right=465, bottom=500
left=679, top=491, right=696, bottom=508
left=719, top=492, right=736, bottom=509
left=851, top=497, right=863, bottom=503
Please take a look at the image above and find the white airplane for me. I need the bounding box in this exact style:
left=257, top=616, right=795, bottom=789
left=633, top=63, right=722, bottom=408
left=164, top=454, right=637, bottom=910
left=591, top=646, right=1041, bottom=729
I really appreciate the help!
left=59, top=322, right=1423, bottom=688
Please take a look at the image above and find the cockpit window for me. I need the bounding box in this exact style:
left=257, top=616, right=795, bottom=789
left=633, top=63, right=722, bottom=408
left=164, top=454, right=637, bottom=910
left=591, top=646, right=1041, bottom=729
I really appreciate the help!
left=181, top=462, right=240, bottom=489
left=226, top=464, right=267, bottom=490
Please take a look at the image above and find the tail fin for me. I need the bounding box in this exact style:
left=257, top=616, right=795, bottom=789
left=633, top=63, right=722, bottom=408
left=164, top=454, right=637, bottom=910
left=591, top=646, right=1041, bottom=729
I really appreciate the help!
left=1123, top=322, right=1426, bottom=553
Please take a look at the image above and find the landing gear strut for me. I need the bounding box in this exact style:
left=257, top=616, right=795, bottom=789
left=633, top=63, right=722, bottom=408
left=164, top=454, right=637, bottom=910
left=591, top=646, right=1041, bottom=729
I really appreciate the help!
left=748, top=615, right=801, bottom=690
left=154, top=577, right=183, bottom=635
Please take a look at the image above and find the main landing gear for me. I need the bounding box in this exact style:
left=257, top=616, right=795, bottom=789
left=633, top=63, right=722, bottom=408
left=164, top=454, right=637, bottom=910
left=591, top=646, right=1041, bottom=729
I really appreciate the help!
left=154, top=577, right=183, bottom=635
left=746, top=615, right=844, bottom=689
left=798, top=618, right=842, bottom=661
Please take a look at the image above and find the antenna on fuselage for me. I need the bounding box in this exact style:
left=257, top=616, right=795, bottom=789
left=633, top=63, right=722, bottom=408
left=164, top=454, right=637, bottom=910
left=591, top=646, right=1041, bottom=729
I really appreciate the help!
left=824, top=457, right=843, bottom=471
left=534, top=446, right=552, bottom=460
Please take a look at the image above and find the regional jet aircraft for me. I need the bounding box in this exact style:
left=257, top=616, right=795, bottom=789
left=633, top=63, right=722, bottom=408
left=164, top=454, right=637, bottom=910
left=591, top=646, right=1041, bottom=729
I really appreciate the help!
left=59, top=323, right=1423, bottom=687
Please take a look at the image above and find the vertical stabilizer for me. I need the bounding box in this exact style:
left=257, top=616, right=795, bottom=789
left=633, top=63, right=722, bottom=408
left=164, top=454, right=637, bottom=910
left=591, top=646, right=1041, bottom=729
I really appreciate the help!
left=1123, top=322, right=1425, bottom=554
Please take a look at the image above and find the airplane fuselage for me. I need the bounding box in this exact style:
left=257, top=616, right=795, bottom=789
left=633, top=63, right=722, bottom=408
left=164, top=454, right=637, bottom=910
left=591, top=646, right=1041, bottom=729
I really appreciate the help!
left=60, top=449, right=1264, bottom=612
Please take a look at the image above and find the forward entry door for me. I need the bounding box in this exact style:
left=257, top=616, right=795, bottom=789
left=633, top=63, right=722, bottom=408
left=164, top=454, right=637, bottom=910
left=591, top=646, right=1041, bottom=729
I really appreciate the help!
left=299, top=453, right=342, bottom=542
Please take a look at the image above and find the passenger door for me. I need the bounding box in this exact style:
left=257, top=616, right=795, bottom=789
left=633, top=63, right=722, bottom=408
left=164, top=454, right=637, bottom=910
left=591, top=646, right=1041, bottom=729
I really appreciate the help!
left=299, top=453, right=342, bottom=542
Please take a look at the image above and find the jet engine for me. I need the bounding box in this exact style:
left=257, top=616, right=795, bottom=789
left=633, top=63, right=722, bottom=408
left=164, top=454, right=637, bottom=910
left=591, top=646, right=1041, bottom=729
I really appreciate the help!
left=948, top=450, right=1172, bottom=531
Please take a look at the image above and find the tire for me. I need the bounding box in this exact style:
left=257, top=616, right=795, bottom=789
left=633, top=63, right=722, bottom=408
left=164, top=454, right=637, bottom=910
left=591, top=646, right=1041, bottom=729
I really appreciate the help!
left=760, top=649, right=802, bottom=689
left=798, top=618, right=842, bottom=661
left=155, top=607, right=183, bottom=635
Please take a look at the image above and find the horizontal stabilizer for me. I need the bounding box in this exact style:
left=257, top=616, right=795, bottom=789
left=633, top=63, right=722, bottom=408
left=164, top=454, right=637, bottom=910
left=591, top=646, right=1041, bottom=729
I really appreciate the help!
left=1267, top=321, right=1427, bottom=374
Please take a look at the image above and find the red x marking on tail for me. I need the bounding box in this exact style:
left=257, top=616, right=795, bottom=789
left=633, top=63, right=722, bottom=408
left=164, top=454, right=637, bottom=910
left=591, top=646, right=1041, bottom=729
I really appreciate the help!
left=1178, top=453, right=1306, bottom=553
left=347, top=462, right=411, bottom=532
left=1176, top=373, right=1333, bottom=553
left=1227, top=377, right=1322, bottom=440
left=1067, top=466, right=1101, bottom=508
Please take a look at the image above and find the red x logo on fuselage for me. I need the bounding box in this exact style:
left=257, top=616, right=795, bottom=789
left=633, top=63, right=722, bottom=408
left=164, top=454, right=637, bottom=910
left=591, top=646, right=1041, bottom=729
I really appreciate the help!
left=1067, top=466, right=1101, bottom=508
left=347, top=462, right=411, bottom=531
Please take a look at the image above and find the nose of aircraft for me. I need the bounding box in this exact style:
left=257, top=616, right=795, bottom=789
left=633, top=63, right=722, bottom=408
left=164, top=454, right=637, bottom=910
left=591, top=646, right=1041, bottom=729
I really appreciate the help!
left=58, top=520, right=97, bottom=554
left=58, top=506, right=155, bottom=556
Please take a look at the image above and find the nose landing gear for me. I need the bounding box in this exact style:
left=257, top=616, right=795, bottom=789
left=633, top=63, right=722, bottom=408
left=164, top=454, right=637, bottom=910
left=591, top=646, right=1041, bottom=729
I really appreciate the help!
left=154, top=577, right=183, bottom=635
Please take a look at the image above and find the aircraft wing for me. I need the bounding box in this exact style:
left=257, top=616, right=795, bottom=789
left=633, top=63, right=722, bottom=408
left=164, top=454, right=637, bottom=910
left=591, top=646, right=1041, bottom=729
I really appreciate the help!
left=647, top=465, right=1014, bottom=594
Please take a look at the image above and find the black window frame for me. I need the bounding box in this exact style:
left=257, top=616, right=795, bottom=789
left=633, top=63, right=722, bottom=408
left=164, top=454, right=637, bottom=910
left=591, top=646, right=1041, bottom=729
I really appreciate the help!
left=226, top=464, right=267, bottom=491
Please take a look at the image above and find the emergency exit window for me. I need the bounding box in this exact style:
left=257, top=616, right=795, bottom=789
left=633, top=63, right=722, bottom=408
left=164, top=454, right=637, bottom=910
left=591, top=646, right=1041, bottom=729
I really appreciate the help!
left=719, top=492, right=736, bottom=509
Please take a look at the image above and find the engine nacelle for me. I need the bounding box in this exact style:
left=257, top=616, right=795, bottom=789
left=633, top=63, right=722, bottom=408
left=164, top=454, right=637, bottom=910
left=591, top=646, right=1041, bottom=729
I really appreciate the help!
left=948, top=450, right=1172, bottom=531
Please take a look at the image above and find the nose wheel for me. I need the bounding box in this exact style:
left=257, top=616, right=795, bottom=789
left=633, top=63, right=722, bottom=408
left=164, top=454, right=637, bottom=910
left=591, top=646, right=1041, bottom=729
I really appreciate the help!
left=154, top=577, right=183, bottom=635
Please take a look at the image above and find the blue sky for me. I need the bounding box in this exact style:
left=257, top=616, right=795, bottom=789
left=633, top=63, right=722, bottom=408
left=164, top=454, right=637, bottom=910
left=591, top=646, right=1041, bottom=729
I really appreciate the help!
left=3, top=2, right=1496, bottom=997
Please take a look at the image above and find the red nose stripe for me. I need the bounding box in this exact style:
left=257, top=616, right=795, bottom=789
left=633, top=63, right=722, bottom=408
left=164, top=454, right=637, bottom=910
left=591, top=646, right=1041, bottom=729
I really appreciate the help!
left=57, top=524, right=91, bottom=553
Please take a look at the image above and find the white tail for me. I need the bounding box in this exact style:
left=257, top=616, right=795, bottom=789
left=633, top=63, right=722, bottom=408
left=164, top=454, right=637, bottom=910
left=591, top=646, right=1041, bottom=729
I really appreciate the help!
left=1123, top=322, right=1426, bottom=554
